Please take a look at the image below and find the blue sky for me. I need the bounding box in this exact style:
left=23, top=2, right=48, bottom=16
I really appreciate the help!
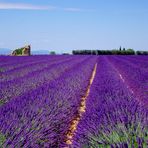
left=0, top=0, right=148, bottom=53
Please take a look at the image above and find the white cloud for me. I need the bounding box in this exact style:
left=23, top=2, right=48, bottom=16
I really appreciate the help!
left=0, top=2, right=56, bottom=10
left=0, top=2, right=94, bottom=12
left=0, top=2, right=91, bottom=12
left=63, top=7, right=95, bottom=12
left=63, top=8, right=83, bottom=12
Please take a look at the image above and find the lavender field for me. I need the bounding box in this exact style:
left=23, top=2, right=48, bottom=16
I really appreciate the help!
left=0, top=55, right=148, bottom=147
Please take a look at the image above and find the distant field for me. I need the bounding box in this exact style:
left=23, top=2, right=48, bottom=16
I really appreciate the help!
left=0, top=55, right=148, bottom=147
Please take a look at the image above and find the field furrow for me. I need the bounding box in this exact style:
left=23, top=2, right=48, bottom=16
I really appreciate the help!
left=66, top=63, right=97, bottom=146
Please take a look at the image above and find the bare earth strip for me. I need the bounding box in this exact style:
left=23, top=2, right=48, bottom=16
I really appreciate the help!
left=119, top=73, right=134, bottom=95
left=118, top=72, right=145, bottom=107
left=65, top=63, right=97, bottom=146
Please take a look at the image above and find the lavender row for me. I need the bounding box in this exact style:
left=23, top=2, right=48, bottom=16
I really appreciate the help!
left=0, top=57, right=97, bottom=147
left=0, top=56, right=35, bottom=66
left=110, top=56, right=148, bottom=70
left=0, top=55, right=70, bottom=72
left=0, top=55, right=46, bottom=69
left=107, top=56, right=148, bottom=105
left=0, top=56, right=89, bottom=105
left=72, top=56, right=148, bottom=147
left=0, top=55, right=61, bottom=66
left=0, top=56, right=73, bottom=82
left=0, top=56, right=59, bottom=74
left=122, top=55, right=148, bottom=64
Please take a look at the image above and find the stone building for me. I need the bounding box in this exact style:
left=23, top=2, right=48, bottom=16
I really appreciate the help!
left=11, top=45, right=31, bottom=56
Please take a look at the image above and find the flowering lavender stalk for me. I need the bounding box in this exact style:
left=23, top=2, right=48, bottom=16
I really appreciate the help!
left=73, top=56, right=148, bottom=147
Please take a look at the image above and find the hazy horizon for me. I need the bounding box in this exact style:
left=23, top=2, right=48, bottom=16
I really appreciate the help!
left=0, top=0, right=148, bottom=53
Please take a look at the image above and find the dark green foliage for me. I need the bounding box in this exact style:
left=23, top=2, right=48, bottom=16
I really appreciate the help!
left=62, top=53, right=70, bottom=55
left=72, top=49, right=135, bottom=55
left=136, top=51, right=148, bottom=55
left=119, top=46, right=122, bottom=51
left=49, top=51, right=56, bottom=55
left=126, top=49, right=135, bottom=55
left=15, top=48, right=23, bottom=55
left=0, top=100, right=6, bottom=106
left=72, top=50, right=92, bottom=55
left=0, top=133, right=6, bottom=146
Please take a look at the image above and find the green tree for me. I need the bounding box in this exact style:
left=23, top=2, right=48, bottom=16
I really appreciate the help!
left=119, top=46, right=122, bottom=51
left=49, top=51, right=56, bottom=55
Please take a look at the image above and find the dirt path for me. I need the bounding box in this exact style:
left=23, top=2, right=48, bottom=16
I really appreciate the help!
left=65, top=63, right=97, bottom=146
left=119, top=73, right=134, bottom=94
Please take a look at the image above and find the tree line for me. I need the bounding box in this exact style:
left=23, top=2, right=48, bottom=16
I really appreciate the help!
left=72, top=47, right=148, bottom=55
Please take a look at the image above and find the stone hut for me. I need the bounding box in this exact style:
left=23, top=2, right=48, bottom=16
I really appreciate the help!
left=11, top=45, right=31, bottom=56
